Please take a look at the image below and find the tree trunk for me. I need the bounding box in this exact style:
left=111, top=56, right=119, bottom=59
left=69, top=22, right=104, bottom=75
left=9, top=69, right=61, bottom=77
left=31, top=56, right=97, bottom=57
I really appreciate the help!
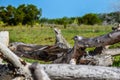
left=1, top=64, right=120, bottom=80
left=0, top=31, right=9, bottom=64
left=40, top=64, right=120, bottom=80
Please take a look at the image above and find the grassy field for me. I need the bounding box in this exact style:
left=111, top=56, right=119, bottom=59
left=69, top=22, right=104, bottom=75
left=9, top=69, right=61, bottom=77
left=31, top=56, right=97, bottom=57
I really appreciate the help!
left=0, top=24, right=120, bottom=66
left=0, top=25, right=112, bottom=45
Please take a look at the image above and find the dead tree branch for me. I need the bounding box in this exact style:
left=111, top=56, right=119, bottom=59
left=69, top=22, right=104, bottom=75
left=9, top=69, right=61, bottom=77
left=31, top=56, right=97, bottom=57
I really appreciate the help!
left=54, top=28, right=71, bottom=48
left=71, top=30, right=120, bottom=65
left=74, top=30, right=120, bottom=48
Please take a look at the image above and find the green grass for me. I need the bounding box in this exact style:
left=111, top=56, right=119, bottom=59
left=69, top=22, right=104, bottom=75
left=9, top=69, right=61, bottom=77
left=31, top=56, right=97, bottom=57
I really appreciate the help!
left=22, top=57, right=52, bottom=64
left=112, top=56, right=120, bottom=67
left=0, top=24, right=120, bottom=66
left=0, top=25, right=112, bottom=45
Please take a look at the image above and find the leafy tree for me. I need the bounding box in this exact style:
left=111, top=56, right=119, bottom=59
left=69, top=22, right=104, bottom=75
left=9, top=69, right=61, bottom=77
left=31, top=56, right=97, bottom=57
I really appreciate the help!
left=0, top=6, right=9, bottom=23
left=0, top=4, right=42, bottom=26
left=6, top=5, right=16, bottom=25
left=82, top=13, right=101, bottom=25
left=22, top=4, right=42, bottom=26
left=40, top=18, right=49, bottom=23
left=14, top=4, right=26, bottom=25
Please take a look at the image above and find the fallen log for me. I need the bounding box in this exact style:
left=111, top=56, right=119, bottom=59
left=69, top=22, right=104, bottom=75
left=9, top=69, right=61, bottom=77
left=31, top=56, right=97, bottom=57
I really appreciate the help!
left=0, top=42, right=51, bottom=80
left=0, top=42, right=32, bottom=79
left=0, top=30, right=120, bottom=79
left=8, top=29, right=120, bottom=66
left=8, top=28, right=72, bottom=61
left=1, top=40, right=119, bottom=80
left=73, top=30, right=120, bottom=48
left=1, top=63, right=120, bottom=80
left=70, top=29, right=120, bottom=65
left=41, top=64, right=120, bottom=80
left=0, top=31, right=9, bottom=64
left=9, top=42, right=68, bottom=61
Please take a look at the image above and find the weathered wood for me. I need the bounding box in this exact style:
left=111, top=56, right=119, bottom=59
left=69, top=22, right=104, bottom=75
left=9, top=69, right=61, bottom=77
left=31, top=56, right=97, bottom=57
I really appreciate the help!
left=9, top=42, right=120, bottom=66
left=79, top=54, right=113, bottom=66
left=0, top=42, right=25, bottom=68
left=0, top=31, right=9, bottom=64
left=54, top=28, right=71, bottom=48
left=0, top=42, right=51, bottom=80
left=1, top=63, right=120, bottom=80
left=102, top=48, right=120, bottom=56
left=40, top=64, right=120, bottom=80
left=29, top=62, right=51, bottom=80
left=74, top=30, right=120, bottom=48
left=7, top=28, right=120, bottom=66
left=71, top=30, right=120, bottom=65
left=9, top=42, right=69, bottom=62
left=0, top=42, right=33, bottom=79
left=0, top=31, right=9, bottom=46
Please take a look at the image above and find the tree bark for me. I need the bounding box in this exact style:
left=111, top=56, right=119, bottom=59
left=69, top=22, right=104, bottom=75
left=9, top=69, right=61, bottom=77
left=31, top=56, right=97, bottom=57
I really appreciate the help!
left=40, top=64, right=120, bottom=80
left=102, top=48, right=120, bottom=56
left=7, top=29, right=120, bottom=66
left=0, top=31, right=9, bottom=64
left=0, top=31, right=9, bottom=47
left=0, top=29, right=120, bottom=79
left=1, top=64, right=120, bottom=80
left=0, top=42, right=51, bottom=80
left=8, top=43, right=120, bottom=66
left=70, top=30, right=120, bottom=65
left=73, top=30, right=120, bottom=48
left=0, top=42, right=33, bottom=79
left=54, top=28, right=71, bottom=48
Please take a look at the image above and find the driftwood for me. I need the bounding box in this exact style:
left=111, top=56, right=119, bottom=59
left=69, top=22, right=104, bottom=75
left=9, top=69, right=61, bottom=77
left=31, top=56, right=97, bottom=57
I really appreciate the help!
left=0, top=42, right=32, bottom=79
left=41, top=64, right=120, bottom=80
left=0, top=26, right=120, bottom=79
left=70, top=30, right=120, bottom=66
left=73, top=30, right=120, bottom=48
left=1, top=63, right=120, bottom=80
left=0, top=31, right=9, bottom=46
left=1, top=40, right=120, bottom=80
left=10, top=42, right=113, bottom=65
left=9, top=42, right=69, bottom=62
left=8, top=28, right=73, bottom=63
left=54, top=28, right=71, bottom=48
left=0, top=31, right=9, bottom=63
left=8, top=27, right=120, bottom=66
left=0, top=41, right=51, bottom=80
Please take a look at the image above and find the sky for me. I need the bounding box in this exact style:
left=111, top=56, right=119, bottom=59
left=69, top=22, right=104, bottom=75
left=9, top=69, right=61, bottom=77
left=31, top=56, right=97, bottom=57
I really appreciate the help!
left=0, top=0, right=119, bottom=19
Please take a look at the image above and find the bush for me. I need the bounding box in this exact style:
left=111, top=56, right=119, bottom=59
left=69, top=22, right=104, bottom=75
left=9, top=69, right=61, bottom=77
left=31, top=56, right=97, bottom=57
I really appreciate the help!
left=82, top=13, right=101, bottom=25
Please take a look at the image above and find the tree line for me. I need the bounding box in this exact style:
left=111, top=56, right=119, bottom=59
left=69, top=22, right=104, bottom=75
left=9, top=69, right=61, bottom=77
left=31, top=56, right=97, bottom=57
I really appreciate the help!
left=0, top=4, right=120, bottom=26
left=40, top=12, right=120, bottom=26
left=0, top=4, right=42, bottom=26
left=40, top=14, right=101, bottom=25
